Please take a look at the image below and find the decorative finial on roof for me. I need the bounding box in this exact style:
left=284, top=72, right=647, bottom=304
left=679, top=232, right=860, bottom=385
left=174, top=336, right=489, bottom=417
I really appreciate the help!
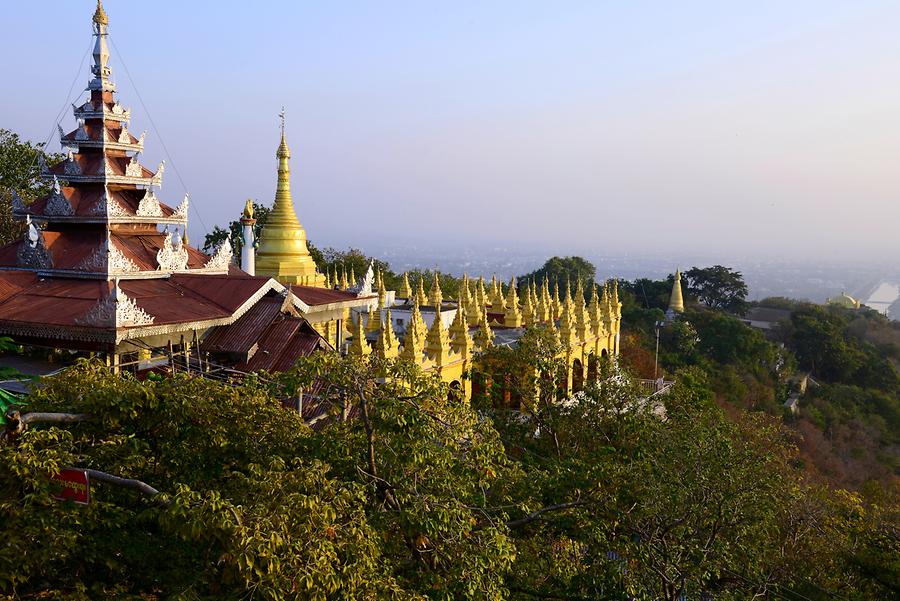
left=93, top=0, right=109, bottom=26
left=276, top=107, right=290, bottom=159
left=242, top=199, right=255, bottom=220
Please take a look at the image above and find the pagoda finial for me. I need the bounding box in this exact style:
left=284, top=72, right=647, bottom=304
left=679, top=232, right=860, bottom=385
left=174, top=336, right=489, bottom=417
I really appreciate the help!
left=93, top=0, right=109, bottom=26
left=426, top=303, right=451, bottom=365
left=668, top=269, right=684, bottom=314
left=242, top=199, right=255, bottom=220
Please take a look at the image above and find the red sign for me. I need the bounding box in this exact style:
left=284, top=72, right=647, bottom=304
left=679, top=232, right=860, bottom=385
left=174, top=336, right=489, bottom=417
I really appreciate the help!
left=51, top=468, right=90, bottom=505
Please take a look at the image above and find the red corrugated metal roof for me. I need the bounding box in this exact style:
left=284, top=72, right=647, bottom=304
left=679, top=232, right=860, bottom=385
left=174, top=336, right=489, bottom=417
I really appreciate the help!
left=203, top=296, right=283, bottom=353
left=291, top=285, right=370, bottom=306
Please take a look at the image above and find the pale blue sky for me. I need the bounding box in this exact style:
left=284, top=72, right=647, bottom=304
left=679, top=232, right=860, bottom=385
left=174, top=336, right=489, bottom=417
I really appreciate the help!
left=3, top=1, right=899, bottom=261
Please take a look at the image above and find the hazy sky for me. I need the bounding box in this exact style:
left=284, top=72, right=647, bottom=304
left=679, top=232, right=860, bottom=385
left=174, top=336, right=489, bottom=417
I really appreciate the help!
left=4, top=1, right=899, bottom=262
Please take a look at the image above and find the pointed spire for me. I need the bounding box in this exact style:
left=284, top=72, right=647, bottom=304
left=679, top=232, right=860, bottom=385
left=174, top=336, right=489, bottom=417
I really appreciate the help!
left=449, top=305, right=473, bottom=359
left=365, top=305, right=381, bottom=334
left=426, top=304, right=451, bottom=365
left=415, top=275, right=428, bottom=307
left=589, top=284, right=603, bottom=336
left=400, top=301, right=425, bottom=364
left=428, top=271, right=443, bottom=308
left=473, top=310, right=495, bottom=350
left=558, top=300, right=576, bottom=347
left=668, top=269, right=685, bottom=314
left=349, top=265, right=357, bottom=288
left=552, top=279, right=562, bottom=319
left=503, top=276, right=523, bottom=328
left=399, top=272, right=412, bottom=298
left=467, top=284, right=484, bottom=327
left=521, top=281, right=535, bottom=327
left=574, top=279, right=589, bottom=341
left=348, top=313, right=371, bottom=357
left=375, top=309, right=400, bottom=359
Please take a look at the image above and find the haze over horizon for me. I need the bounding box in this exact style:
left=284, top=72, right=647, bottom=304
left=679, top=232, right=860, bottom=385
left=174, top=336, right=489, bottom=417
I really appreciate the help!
left=4, top=1, right=899, bottom=265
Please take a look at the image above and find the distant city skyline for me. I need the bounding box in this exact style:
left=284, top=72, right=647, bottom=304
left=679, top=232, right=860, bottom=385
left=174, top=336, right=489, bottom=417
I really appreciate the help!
left=4, top=1, right=900, bottom=263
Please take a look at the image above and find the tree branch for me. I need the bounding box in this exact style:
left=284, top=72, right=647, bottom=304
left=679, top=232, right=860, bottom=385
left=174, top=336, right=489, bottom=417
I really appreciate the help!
left=3, top=409, right=91, bottom=439
left=84, top=469, right=161, bottom=497
left=505, top=500, right=588, bottom=529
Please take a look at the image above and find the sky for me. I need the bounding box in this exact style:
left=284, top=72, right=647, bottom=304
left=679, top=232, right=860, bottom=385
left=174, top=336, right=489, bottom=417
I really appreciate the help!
left=3, top=0, right=900, bottom=264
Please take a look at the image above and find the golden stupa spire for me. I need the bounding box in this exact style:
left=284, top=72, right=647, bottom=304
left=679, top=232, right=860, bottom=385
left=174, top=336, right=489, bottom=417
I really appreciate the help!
left=668, top=269, right=685, bottom=314
left=401, top=302, right=425, bottom=363
left=425, top=304, right=451, bottom=365
left=399, top=272, right=412, bottom=298
left=449, top=305, right=472, bottom=358
left=365, top=305, right=381, bottom=334
left=348, top=313, right=371, bottom=357
left=93, top=0, right=109, bottom=26
left=504, top=276, right=523, bottom=328
left=254, top=108, right=325, bottom=287
left=415, top=275, right=428, bottom=307
left=375, top=309, right=400, bottom=359
left=521, top=281, right=535, bottom=327
left=473, top=309, right=495, bottom=349
left=428, top=272, right=443, bottom=308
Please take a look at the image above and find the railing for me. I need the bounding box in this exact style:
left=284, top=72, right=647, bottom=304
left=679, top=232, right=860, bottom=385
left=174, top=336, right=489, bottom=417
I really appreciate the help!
left=637, top=379, right=675, bottom=398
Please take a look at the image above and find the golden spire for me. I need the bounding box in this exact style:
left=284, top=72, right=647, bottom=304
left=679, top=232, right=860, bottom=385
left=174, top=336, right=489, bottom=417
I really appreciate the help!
left=449, top=305, right=471, bottom=350
left=589, top=284, right=603, bottom=336
left=426, top=304, right=451, bottom=366
left=348, top=313, right=371, bottom=357
left=365, top=305, right=381, bottom=334
left=521, top=281, right=535, bottom=327
left=504, top=276, right=523, bottom=328
left=349, top=266, right=357, bottom=288
left=558, top=300, right=576, bottom=346
left=467, top=285, right=484, bottom=327
left=93, top=0, right=109, bottom=26
left=552, top=279, right=561, bottom=319
left=399, top=272, right=412, bottom=298
left=668, top=269, right=685, bottom=314
left=428, top=272, right=443, bottom=308
left=254, top=110, right=325, bottom=287
left=473, top=310, right=494, bottom=349
left=415, top=275, right=428, bottom=307
left=375, top=309, right=400, bottom=359
left=401, top=302, right=425, bottom=363
left=574, top=279, right=589, bottom=342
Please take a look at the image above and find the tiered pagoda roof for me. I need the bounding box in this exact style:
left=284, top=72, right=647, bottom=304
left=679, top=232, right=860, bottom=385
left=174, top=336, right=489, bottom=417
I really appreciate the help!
left=4, top=1, right=230, bottom=280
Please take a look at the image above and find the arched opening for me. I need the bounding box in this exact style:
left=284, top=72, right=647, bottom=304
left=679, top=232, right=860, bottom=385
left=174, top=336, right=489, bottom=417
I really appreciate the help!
left=572, top=358, right=584, bottom=393
left=448, top=380, right=463, bottom=402
left=587, top=354, right=598, bottom=381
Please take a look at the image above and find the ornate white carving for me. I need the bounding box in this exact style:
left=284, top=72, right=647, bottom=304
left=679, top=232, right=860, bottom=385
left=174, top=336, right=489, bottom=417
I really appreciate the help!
left=90, top=188, right=129, bottom=217
left=77, top=280, right=154, bottom=328
left=17, top=216, right=52, bottom=269
left=136, top=188, right=163, bottom=217
left=44, top=176, right=74, bottom=216
left=112, top=103, right=124, bottom=115
left=37, top=154, right=48, bottom=174
left=109, top=239, right=140, bottom=273
left=63, top=151, right=81, bottom=175
left=204, top=234, right=233, bottom=270
left=74, top=124, right=89, bottom=141
left=156, top=231, right=189, bottom=271
left=75, top=236, right=139, bottom=273
left=137, top=131, right=146, bottom=147
left=11, top=191, right=26, bottom=213
left=102, top=157, right=115, bottom=176
left=57, top=124, right=65, bottom=143
left=118, top=126, right=130, bottom=144
left=153, top=161, right=166, bottom=187
left=125, top=155, right=143, bottom=178
left=172, top=193, right=189, bottom=220
left=351, top=261, right=375, bottom=296
left=75, top=240, right=107, bottom=272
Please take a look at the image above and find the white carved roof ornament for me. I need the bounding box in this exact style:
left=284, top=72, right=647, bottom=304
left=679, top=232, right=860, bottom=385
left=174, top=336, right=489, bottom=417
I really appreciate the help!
left=352, top=260, right=375, bottom=297
left=44, top=176, right=74, bottom=216
left=136, top=187, right=163, bottom=217
left=75, top=123, right=89, bottom=141
left=17, top=216, right=53, bottom=269
left=37, top=154, right=48, bottom=174
left=172, top=194, right=189, bottom=220
left=204, top=232, right=233, bottom=270
left=125, top=154, right=143, bottom=178
left=156, top=231, right=189, bottom=271
left=76, top=279, right=154, bottom=328
left=153, top=160, right=165, bottom=186
left=118, top=125, right=130, bottom=144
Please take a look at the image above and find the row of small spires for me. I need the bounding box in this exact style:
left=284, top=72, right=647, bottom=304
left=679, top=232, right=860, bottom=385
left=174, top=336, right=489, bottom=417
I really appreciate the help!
left=346, top=272, right=621, bottom=365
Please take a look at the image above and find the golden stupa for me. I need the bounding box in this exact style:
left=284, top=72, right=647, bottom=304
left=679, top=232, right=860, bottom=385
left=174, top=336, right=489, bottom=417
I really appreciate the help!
left=254, top=112, right=325, bottom=287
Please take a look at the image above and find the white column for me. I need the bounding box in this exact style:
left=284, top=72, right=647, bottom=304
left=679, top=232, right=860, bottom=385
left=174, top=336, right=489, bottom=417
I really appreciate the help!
left=241, top=221, right=255, bottom=275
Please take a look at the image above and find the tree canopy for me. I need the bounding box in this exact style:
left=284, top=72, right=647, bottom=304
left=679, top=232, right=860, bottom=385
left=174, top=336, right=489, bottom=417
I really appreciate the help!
left=684, top=265, right=749, bottom=314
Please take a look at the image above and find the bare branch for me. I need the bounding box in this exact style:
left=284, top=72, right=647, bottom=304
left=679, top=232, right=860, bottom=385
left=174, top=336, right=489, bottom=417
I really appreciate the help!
left=505, top=500, right=588, bottom=529
left=3, top=409, right=92, bottom=440
left=84, top=469, right=162, bottom=497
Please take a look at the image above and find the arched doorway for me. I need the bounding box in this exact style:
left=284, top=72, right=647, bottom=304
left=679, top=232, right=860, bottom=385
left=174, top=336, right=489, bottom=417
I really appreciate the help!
left=587, top=354, right=598, bottom=381
left=448, top=380, right=463, bottom=402
left=572, top=358, right=584, bottom=393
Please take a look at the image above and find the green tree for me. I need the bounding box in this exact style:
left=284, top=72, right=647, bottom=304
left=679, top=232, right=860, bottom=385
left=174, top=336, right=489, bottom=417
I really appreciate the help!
left=0, top=129, right=64, bottom=246
left=684, top=265, right=749, bottom=314
left=0, top=360, right=404, bottom=599
left=519, top=256, right=596, bottom=290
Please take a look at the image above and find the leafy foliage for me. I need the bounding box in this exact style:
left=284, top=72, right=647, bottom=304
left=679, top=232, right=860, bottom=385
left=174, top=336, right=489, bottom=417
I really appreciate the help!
left=518, top=256, right=596, bottom=288
left=684, top=265, right=749, bottom=314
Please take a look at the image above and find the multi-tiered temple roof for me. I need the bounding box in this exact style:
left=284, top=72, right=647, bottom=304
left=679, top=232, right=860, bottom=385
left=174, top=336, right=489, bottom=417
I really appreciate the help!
left=3, top=2, right=230, bottom=280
